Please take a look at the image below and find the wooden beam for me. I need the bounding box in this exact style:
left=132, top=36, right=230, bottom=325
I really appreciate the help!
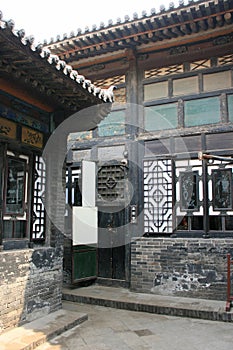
left=0, top=78, right=54, bottom=112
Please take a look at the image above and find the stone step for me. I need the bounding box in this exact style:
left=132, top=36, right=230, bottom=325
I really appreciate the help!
left=0, top=307, right=87, bottom=350
left=62, top=285, right=233, bottom=322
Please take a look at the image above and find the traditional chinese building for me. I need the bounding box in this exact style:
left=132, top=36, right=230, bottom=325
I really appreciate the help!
left=0, top=12, right=112, bottom=333
left=47, top=0, right=233, bottom=301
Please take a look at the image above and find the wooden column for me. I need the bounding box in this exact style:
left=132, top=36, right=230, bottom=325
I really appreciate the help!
left=0, top=144, right=3, bottom=249
left=125, top=49, right=140, bottom=284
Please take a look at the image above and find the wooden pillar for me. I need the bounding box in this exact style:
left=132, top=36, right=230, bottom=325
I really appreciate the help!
left=125, top=49, right=140, bottom=284
left=44, top=125, right=69, bottom=251
left=0, top=144, right=3, bottom=249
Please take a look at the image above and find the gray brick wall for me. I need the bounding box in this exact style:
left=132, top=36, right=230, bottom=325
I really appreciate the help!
left=131, top=238, right=233, bottom=301
left=0, top=247, right=63, bottom=334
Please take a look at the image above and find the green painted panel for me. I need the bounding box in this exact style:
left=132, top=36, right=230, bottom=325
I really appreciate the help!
left=144, top=103, right=178, bottom=131
left=98, top=110, right=125, bottom=136
left=73, top=247, right=97, bottom=281
left=73, top=245, right=96, bottom=252
left=228, top=94, right=233, bottom=122
left=185, top=97, right=220, bottom=127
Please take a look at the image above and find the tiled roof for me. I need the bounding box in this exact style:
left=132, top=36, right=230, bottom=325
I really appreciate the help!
left=0, top=11, right=115, bottom=113
left=45, top=0, right=233, bottom=60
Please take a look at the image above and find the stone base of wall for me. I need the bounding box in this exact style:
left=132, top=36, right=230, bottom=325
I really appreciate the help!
left=0, top=247, right=63, bottom=334
left=63, top=238, right=72, bottom=286
left=131, top=238, right=233, bottom=301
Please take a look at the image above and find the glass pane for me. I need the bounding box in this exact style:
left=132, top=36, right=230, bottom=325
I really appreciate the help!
left=191, top=216, right=203, bottom=230
left=203, top=70, right=231, bottom=92
left=3, top=221, right=13, bottom=239
left=173, top=76, right=198, bottom=96
left=212, top=169, right=232, bottom=210
left=15, top=221, right=27, bottom=238
left=226, top=216, right=233, bottom=230
left=5, top=158, right=26, bottom=215
left=98, top=110, right=125, bottom=136
left=144, top=103, right=178, bottom=131
left=180, top=171, right=199, bottom=210
left=209, top=216, right=222, bottom=230
left=176, top=216, right=188, bottom=230
left=74, top=179, right=82, bottom=206
left=185, top=97, right=220, bottom=127
left=228, top=95, right=233, bottom=122
left=144, top=81, right=168, bottom=101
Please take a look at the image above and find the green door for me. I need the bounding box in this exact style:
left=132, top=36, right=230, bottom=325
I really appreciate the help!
left=72, top=244, right=97, bottom=283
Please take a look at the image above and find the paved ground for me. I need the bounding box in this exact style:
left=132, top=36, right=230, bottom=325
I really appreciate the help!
left=37, top=301, right=233, bottom=350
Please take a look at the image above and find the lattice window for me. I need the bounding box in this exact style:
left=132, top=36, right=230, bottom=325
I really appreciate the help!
left=190, top=59, right=211, bottom=71
left=144, top=159, right=173, bottom=234
left=114, top=87, right=126, bottom=103
left=32, top=156, right=46, bottom=240
left=144, top=64, right=183, bottom=79
left=144, top=55, right=232, bottom=80
left=218, top=54, right=233, bottom=66
left=66, top=167, right=81, bottom=208
left=207, top=160, right=233, bottom=216
left=175, top=159, right=203, bottom=213
left=175, top=159, right=204, bottom=231
left=94, top=75, right=125, bottom=88
left=97, top=164, right=125, bottom=202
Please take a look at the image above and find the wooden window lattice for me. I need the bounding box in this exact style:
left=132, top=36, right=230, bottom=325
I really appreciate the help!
left=32, top=156, right=46, bottom=240
left=145, top=65, right=184, bottom=79
left=114, top=87, right=126, bottom=103
left=66, top=167, right=81, bottom=207
left=144, top=159, right=173, bottom=234
left=144, top=53, right=233, bottom=80
left=97, top=164, right=125, bottom=202
left=190, top=59, right=211, bottom=71
left=218, top=54, right=233, bottom=66
left=94, top=75, right=125, bottom=88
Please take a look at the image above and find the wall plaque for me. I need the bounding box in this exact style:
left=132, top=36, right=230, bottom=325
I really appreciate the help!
left=212, top=169, right=232, bottom=210
left=21, top=126, right=43, bottom=149
left=0, top=117, right=17, bottom=140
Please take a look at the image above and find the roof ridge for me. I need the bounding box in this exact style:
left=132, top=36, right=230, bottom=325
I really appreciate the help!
left=45, top=0, right=207, bottom=45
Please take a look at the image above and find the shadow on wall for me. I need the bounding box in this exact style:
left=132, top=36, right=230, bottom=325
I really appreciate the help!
left=0, top=227, right=63, bottom=334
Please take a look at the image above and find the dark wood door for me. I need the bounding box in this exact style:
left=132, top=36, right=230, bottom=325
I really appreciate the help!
left=97, top=162, right=128, bottom=282
left=98, top=209, right=126, bottom=281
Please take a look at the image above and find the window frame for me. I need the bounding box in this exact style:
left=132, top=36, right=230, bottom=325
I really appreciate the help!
left=143, top=65, right=233, bottom=132
left=4, top=156, right=27, bottom=216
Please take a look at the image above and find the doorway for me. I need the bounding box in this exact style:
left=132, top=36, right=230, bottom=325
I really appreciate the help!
left=97, top=162, right=128, bottom=284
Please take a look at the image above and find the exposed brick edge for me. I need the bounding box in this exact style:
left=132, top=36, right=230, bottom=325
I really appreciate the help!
left=62, top=292, right=233, bottom=323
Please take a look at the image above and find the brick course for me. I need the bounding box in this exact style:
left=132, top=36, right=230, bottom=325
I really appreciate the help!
left=131, top=238, right=233, bottom=301
left=0, top=247, right=63, bottom=334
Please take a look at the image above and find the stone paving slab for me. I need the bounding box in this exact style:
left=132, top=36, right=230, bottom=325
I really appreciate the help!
left=62, top=285, right=233, bottom=322
left=0, top=308, right=87, bottom=350
left=34, top=301, right=233, bottom=350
